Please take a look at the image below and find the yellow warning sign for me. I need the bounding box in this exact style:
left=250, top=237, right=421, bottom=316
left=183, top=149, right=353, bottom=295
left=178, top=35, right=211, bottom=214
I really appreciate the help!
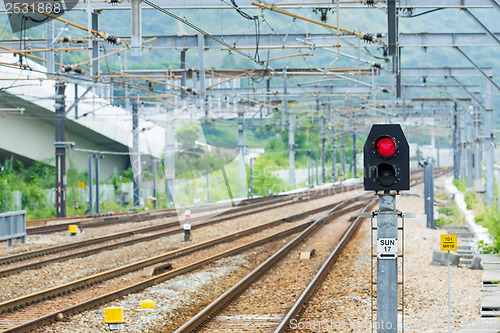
left=440, top=234, right=457, bottom=251
left=78, top=182, right=85, bottom=189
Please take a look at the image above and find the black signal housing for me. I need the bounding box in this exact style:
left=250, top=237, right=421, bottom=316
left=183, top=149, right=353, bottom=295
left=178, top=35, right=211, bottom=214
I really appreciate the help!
left=363, top=124, right=410, bottom=191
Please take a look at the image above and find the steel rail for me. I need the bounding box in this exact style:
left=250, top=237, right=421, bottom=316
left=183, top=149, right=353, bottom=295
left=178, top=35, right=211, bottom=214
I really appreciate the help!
left=274, top=199, right=377, bottom=332
left=173, top=168, right=448, bottom=333
left=0, top=194, right=364, bottom=277
left=0, top=169, right=446, bottom=332
left=25, top=193, right=290, bottom=234
left=173, top=197, right=361, bottom=333
left=0, top=200, right=365, bottom=333
left=0, top=195, right=295, bottom=266
left=0, top=196, right=368, bottom=315
left=273, top=169, right=451, bottom=331
left=0, top=183, right=361, bottom=271
left=25, top=193, right=284, bottom=227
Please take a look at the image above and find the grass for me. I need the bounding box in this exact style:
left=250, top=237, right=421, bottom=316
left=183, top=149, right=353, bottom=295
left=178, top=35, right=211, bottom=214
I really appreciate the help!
left=435, top=199, right=466, bottom=227
left=462, top=189, right=500, bottom=253
left=453, top=179, right=467, bottom=192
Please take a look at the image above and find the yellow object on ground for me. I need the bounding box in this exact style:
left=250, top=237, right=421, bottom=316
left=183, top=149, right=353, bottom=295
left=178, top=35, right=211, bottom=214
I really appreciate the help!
left=140, top=299, right=156, bottom=309
left=104, top=307, right=124, bottom=323
left=68, top=225, right=78, bottom=234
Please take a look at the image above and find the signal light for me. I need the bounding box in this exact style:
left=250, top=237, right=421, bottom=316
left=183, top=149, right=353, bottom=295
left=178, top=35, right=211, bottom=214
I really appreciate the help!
left=364, top=124, right=409, bottom=192
left=375, top=136, right=396, bottom=158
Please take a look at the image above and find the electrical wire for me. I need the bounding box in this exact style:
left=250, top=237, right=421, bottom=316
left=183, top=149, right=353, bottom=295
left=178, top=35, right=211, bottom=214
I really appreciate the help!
left=142, top=0, right=269, bottom=70
left=404, top=8, right=444, bottom=18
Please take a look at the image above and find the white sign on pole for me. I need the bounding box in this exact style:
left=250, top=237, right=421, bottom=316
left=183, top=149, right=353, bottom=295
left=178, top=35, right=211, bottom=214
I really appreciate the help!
left=377, top=238, right=398, bottom=259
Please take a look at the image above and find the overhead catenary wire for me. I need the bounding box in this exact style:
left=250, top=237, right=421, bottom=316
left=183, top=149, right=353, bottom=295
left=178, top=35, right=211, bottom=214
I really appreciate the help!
left=13, top=1, right=127, bottom=47
left=252, top=2, right=387, bottom=47
left=141, top=0, right=270, bottom=70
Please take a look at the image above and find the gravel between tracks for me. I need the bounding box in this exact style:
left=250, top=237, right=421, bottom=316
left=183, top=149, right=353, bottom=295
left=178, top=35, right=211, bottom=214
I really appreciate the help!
left=35, top=240, right=294, bottom=333
left=291, top=177, right=481, bottom=333
left=0, top=205, right=260, bottom=255
left=199, top=206, right=355, bottom=333
left=0, top=189, right=362, bottom=302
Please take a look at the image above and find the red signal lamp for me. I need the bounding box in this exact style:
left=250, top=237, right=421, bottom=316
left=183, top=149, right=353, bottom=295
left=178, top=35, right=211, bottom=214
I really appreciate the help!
left=375, top=136, right=396, bottom=158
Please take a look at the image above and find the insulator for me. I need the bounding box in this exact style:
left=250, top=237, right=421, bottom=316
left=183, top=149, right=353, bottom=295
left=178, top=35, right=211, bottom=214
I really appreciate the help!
left=373, top=63, right=382, bottom=69
left=319, top=8, right=328, bottom=22
left=106, top=34, right=121, bottom=45
left=61, top=36, right=72, bottom=43
left=61, top=65, right=72, bottom=73
left=363, top=0, right=378, bottom=6
left=362, top=34, right=374, bottom=42
left=376, top=33, right=383, bottom=38
left=382, top=88, right=389, bottom=93
left=110, top=0, right=119, bottom=4
left=73, top=67, right=85, bottom=74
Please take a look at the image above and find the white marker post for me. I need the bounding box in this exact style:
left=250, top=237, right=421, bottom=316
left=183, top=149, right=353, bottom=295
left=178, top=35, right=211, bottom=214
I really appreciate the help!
left=441, top=234, right=457, bottom=333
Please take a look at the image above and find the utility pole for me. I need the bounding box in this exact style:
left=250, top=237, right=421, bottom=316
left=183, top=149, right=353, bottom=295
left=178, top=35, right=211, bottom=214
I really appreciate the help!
left=198, top=34, right=207, bottom=119
left=307, top=155, right=311, bottom=187
left=152, top=158, right=157, bottom=209
left=94, top=155, right=101, bottom=214
left=330, top=113, right=336, bottom=182
left=91, top=11, right=99, bottom=77
left=3, top=180, right=6, bottom=212
left=282, top=68, right=288, bottom=132
left=88, top=155, right=93, bottom=213
left=130, top=0, right=141, bottom=56
left=180, top=49, right=187, bottom=99
left=250, top=158, right=254, bottom=198
left=467, top=109, right=474, bottom=189
left=286, top=69, right=295, bottom=187
left=352, top=131, right=357, bottom=177
left=206, top=163, right=210, bottom=203
left=423, top=158, right=435, bottom=229
left=460, top=111, right=466, bottom=180
left=321, top=114, right=326, bottom=183
left=315, top=158, right=319, bottom=186
left=165, top=113, right=175, bottom=207
left=473, top=101, right=482, bottom=191
left=238, top=111, right=245, bottom=183
left=132, top=99, right=140, bottom=207
left=46, top=21, right=54, bottom=76
left=266, top=76, right=271, bottom=116
left=484, top=79, right=495, bottom=203
left=55, top=82, right=66, bottom=218
left=340, top=130, right=346, bottom=179
left=453, top=103, right=460, bottom=180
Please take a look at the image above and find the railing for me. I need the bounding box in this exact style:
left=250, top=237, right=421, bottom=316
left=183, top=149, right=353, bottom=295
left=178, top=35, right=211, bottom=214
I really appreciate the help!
left=0, top=211, right=26, bottom=246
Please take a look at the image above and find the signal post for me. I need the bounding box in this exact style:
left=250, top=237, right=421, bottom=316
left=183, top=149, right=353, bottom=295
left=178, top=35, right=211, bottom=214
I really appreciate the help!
left=364, top=124, right=410, bottom=333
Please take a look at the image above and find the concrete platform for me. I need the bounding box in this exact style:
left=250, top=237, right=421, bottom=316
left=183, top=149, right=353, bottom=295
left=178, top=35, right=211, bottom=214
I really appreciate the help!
left=482, top=270, right=500, bottom=283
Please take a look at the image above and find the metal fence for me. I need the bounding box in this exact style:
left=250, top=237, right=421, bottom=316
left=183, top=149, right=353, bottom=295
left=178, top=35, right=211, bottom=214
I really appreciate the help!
left=0, top=210, right=26, bottom=246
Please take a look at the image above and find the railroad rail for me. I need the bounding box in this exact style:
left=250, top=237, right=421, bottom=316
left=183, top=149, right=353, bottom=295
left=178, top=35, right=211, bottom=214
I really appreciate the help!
left=0, top=195, right=368, bottom=332
left=25, top=193, right=292, bottom=234
left=173, top=198, right=376, bottom=333
left=173, top=169, right=448, bottom=332
left=0, top=169, right=448, bottom=332
left=0, top=183, right=361, bottom=276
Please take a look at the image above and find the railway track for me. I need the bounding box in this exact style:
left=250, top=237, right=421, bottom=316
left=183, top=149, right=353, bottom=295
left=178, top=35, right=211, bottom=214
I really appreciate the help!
left=0, top=169, right=448, bottom=332
left=0, top=194, right=368, bottom=332
left=0, top=184, right=361, bottom=277
left=25, top=193, right=293, bottom=234
left=173, top=197, right=376, bottom=333
left=172, top=169, right=449, bottom=333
